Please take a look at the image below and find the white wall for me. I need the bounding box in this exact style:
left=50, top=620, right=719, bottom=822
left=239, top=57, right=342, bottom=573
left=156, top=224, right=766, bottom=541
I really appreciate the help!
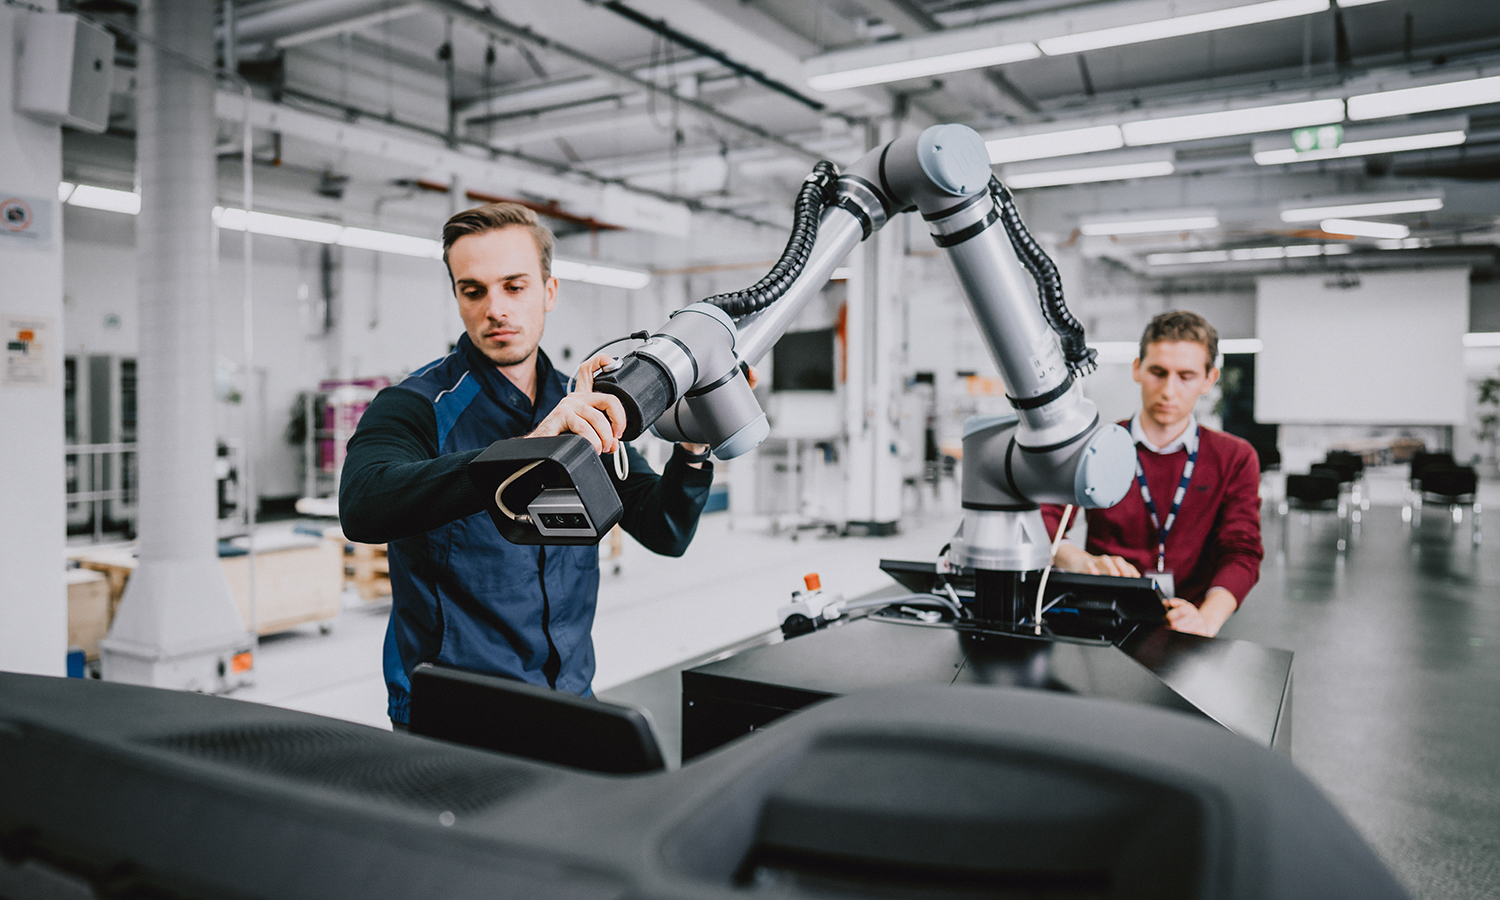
left=0, top=4, right=67, bottom=676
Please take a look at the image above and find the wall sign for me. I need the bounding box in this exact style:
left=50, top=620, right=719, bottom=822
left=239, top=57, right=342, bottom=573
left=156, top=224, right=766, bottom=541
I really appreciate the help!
left=3, top=316, right=54, bottom=387
left=0, top=191, right=54, bottom=249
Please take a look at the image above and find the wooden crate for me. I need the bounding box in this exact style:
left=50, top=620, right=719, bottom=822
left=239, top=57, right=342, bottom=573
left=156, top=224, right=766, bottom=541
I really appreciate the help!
left=221, top=540, right=345, bottom=635
left=346, top=541, right=390, bottom=600
left=67, top=568, right=112, bottom=661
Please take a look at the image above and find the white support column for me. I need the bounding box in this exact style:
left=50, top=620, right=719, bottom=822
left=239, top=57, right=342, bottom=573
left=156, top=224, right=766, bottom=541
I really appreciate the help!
left=843, top=119, right=903, bottom=535
left=101, top=0, right=252, bottom=692
left=0, top=3, right=66, bottom=677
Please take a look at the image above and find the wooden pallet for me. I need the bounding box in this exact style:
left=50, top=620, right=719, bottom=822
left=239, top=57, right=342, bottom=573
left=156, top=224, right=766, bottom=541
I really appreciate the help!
left=346, top=540, right=391, bottom=600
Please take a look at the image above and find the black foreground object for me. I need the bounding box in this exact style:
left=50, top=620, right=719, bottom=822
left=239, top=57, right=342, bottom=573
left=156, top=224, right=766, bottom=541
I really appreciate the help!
left=0, top=673, right=1409, bottom=900
left=409, top=663, right=664, bottom=774
left=466, top=433, right=622, bottom=544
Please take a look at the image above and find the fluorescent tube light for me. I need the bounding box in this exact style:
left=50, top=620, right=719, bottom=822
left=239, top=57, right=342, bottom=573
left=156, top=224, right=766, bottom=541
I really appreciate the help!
left=1374, top=237, right=1430, bottom=250
left=215, top=207, right=342, bottom=243
left=1280, top=196, right=1442, bottom=222
left=1123, top=98, right=1345, bottom=145
left=1321, top=218, right=1410, bottom=239
left=1146, top=244, right=1347, bottom=265
left=1220, top=339, right=1264, bottom=353
left=57, top=182, right=75, bottom=203
left=1005, top=160, right=1174, bottom=189
left=249, top=210, right=343, bottom=243
left=1254, top=130, right=1466, bottom=165
left=338, top=226, right=442, bottom=258
left=1081, top=213, right=1218, bottom=236
left=66, top=184, right=141, bottom=215
left=1348, top=74, right=1500, bottom=120
left=987, top=125, right=1123, bottom=164
left=200, top=203, right=649, bottom=286
left=1463, top=332, right=1500, bottom=347
left=805, top=41, right=1040, bottom=92
left=577, top=263, right=652, bottom=290
left=1147, top=249, right=1231, bottom=265
left=550, top=258, right=652, bottom=290
left=1039, top=0, right=1328, bottom=56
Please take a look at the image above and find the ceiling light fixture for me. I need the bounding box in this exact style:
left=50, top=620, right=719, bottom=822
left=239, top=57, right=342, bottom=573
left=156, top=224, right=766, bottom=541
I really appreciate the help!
left=1039, top=0, right=1328, bottom=56
left=1123, top=98, right=1345, bottom=145
left=1220, top=339, right=1266, bottom=353
left=1080, top=212, right=1219, bottom=236
left=208, top=204, right=648, bottom=288
left=66, top=184, right=141, bottom=215
left=1348, top=74, right=1500, bottom=120
left=1146, top=244, right=1350, bottom=265
left=1004, top=160, right=1175, bottom=189
left=805, top=42, right=1040, bottom=92
left=987, top=125, right=1123, bottom=164
left=1320, top=218, right=1411, bottom=239
left=1279, top=196, right=1442, bottom=222
left=338, top=226, right=442, bottom=258
left=1253, top=130, right=1466, bottom=165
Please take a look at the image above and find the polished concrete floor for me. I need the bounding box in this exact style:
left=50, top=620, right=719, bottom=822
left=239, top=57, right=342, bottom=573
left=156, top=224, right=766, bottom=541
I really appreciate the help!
left=231, top=471, right=1499, bottom=900
left=1220, top=498, right=1499, bottom=900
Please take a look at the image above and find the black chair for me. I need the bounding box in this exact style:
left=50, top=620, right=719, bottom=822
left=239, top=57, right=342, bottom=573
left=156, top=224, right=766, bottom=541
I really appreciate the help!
left=408, top=664, right=666, bottom=774
left=1280, top=471, right=1350, bottom=553
left=1405, top=451, right=1455, bottom=523
left=1411, top=463, right=1482, bottom=547
left=1320, top=451, right=1368, bottom=520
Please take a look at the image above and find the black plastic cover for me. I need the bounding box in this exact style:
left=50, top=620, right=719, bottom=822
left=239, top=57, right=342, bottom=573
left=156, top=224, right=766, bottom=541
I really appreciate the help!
left=0, top=673, right=1409, bottom=900
left=467, top=434, right=622, bottom=545
left=409, top=664, right=664, bottom=774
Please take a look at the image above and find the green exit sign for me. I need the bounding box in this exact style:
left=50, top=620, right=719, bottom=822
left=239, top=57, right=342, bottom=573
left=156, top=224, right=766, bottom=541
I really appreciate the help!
left=1292, top=124, right=1344, bottom=153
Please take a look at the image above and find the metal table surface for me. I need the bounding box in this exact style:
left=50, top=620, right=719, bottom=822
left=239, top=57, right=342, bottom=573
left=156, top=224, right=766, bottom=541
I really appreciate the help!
left=679, top=615, right=1292, bottom=760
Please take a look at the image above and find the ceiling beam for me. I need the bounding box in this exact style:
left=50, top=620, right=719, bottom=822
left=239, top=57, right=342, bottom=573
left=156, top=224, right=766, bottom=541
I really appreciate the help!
left=417, top=0, right=827, bottom=163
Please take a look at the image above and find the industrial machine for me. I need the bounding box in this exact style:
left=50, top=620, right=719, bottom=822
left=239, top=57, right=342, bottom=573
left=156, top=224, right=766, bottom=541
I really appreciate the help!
left=0, top=672, right=1408, bottom=900
left=470, top=123, right=1135, bottom=633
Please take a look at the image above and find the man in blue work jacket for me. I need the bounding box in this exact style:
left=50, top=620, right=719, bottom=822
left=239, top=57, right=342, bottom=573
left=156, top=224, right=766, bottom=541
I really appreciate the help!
left=340, top=202, right=716, bottom=728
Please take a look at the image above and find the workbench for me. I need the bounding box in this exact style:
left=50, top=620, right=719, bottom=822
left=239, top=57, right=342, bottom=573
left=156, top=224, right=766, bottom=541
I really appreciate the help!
left=680, top=613, right=1293, bottom=760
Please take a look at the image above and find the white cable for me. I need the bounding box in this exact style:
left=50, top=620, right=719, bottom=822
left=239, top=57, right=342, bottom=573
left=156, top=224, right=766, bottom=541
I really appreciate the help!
left=494, top=460, right=544, bottom=522
left=613, top=442, right=628, bottom=480
left=1034, top=504, right=1075, bottom=632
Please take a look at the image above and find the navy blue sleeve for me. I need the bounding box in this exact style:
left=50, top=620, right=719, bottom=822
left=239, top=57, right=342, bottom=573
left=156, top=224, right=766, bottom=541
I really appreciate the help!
left=610, top=444, right=714, bottom=557
left=338, top=387, right=486, bottom=544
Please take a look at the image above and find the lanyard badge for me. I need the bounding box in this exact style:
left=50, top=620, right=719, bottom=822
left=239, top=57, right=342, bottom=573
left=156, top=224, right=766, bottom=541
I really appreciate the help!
left=1134, top=425, right=1199, bottom=577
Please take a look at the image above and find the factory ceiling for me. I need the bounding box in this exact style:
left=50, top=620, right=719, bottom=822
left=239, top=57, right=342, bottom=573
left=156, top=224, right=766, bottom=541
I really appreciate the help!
left=61, top=0, right=1500, bottom=275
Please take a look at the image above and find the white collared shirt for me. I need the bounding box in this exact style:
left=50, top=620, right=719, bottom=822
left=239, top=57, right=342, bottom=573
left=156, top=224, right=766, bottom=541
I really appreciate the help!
left=1131, top=413, right=1199, bottom=456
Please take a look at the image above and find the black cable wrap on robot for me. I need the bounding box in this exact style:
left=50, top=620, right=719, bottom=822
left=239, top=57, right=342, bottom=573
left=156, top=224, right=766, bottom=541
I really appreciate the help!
left=990, top=177, right=1098, bottom=377
left=705, top=161, right=840, bottom=320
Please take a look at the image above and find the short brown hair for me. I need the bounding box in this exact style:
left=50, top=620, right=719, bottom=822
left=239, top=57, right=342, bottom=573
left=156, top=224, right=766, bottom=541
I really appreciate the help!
left=1139, top=310, right=1219, bottom=371
left=442, top=202, right=554, bottom=281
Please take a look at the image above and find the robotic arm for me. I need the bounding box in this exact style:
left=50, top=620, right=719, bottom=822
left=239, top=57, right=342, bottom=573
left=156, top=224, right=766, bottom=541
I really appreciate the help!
left=469, top=124, right=1136, bottom=623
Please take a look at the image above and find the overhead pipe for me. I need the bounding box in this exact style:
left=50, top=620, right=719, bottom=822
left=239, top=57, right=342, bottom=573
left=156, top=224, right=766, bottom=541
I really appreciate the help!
left=417, top=0, right=826, bottom=164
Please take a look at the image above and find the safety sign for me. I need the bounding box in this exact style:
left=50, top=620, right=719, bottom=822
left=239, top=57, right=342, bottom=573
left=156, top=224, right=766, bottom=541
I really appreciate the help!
left=0, top=191, right=53, bottom=248
left=3, top=317, right=54, bottom=387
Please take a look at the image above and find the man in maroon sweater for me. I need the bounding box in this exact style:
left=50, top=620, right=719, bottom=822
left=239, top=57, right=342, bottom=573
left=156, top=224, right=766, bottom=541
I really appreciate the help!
left=1042, top=311, right=1263, bottom=637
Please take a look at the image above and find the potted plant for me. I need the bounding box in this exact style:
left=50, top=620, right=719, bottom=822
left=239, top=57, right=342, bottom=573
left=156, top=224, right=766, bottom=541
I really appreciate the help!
left=1477, top=372, right=1500, bottom=477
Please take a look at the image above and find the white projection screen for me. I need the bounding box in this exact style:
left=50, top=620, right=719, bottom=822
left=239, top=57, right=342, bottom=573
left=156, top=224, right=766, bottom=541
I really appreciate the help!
left=1255, top=268, right=1469, bottom=425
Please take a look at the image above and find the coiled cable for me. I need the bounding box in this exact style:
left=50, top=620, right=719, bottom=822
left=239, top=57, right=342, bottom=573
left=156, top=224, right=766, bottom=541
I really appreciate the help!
left=705, top=160, right=840, bottom=319
left=991, top=177, right=1098, bottom=377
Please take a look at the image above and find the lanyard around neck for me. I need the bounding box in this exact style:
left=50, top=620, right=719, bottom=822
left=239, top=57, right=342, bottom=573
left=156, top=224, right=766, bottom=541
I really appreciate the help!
left=1134, top=424, right=1198, bottom=574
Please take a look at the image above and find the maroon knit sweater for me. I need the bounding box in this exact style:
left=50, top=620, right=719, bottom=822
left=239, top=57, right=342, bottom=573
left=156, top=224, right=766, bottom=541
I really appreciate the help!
left=1041, top=423, right=1264, bottom=607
